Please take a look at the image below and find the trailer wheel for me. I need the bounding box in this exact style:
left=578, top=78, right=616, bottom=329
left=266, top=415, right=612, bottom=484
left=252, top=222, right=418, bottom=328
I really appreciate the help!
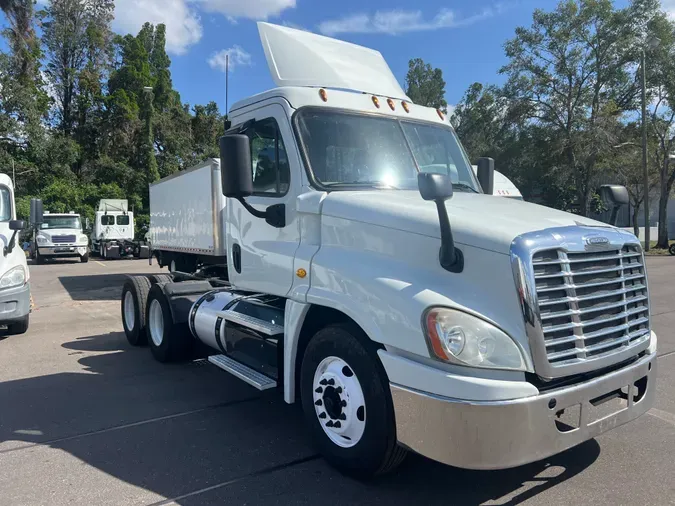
left=121, top=276, right=151, bottom=346
left=300, top=323, right=406, bottom=478
left=146, top=284, right=193, bottom=363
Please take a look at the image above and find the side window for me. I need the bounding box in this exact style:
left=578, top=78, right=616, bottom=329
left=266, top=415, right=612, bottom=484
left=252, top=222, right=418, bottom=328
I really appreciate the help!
left=101, top=216, right=114, bottom=225
left=247, top=118, right=290, bottom=195
left=116, top=215, right=130, bottom=225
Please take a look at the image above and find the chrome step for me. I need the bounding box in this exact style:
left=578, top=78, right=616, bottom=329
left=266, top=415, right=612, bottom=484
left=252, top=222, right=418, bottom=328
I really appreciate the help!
left=208, top=354, right=277, bottom=391
left=218, top=310, right=284, bottom=336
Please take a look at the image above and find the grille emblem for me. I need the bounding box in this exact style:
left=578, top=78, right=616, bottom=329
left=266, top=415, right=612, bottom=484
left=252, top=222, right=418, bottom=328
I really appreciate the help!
left=584, top=235, right=610, bottom=249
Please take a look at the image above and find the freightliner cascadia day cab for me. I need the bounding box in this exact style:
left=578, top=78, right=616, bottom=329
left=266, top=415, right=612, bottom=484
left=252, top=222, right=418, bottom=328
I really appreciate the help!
left=0, top=174, right=30, bottom=334
left=34, top=211, right=89, bottom=263
left=121, top=23, right=657, bottom=477
left=90, top=199, right=137, bottom=259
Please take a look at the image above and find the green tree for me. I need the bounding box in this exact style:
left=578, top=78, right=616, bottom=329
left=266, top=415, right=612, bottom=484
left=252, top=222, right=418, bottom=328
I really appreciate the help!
left=404, top=58, right=448, bottom=111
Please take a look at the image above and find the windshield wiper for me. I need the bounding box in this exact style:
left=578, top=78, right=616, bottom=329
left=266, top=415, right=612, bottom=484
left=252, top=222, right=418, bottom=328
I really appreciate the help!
left=452, top=183, right=479, bottom=193
left=324, top=181, right=400, bottom=190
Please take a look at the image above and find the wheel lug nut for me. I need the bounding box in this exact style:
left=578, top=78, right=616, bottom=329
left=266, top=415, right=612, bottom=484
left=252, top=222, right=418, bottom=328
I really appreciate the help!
left=315, top=399, right=322, bottom=406
left=334, top=421, right=341, bottom=428
left=327, top=379, right=335, bottom=385
left=315, top=387, right=323, bottom=394
left=335, top=387, right=342, bottom=394
left=326, top=420, right=334, bottom=427
left=319, top=379, right=328, bottom=386
left=339, top=414, right=346, bottom=420
left=318, top=412, right=327, bottom=419
left=341, top=400, right=347, bottom=407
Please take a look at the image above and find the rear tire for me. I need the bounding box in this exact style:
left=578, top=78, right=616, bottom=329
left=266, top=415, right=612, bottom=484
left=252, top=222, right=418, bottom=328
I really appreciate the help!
left=7, top=315, right=29, bottom=335
left=300, top=323, right=406, bottom=478
left=146, top=284, right=193, bottom=363
left=150, top=274, right=173, bottom=285
left=121, top=276, right=151, bottom=346
left=669, top=244, right=675, bottom=256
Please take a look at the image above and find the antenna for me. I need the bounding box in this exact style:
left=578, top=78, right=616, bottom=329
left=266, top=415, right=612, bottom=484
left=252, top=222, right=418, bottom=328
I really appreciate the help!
left=224, top=54, right=231, bottom=131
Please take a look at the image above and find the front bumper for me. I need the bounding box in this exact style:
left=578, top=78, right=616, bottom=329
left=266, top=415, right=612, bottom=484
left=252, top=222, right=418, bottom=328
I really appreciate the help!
left=0, top=282, right=30, bottom=323
left=39, top=245, right=88, bottom=257
left=391, top=352, right=656, bottom=470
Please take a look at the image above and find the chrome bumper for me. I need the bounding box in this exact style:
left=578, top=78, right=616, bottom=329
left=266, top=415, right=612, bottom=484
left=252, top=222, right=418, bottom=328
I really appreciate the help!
left=391, top=353, right=657, bottom=470
left=39, top=245, right=88, bottom=257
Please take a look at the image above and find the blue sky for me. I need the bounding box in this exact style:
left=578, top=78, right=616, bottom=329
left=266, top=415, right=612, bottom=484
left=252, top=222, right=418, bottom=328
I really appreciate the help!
left=4, top=0, right=675, bottom=113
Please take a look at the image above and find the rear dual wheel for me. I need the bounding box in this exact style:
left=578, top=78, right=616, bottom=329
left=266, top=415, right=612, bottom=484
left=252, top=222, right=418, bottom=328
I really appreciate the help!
left=146, top=284, right=193, bottom=362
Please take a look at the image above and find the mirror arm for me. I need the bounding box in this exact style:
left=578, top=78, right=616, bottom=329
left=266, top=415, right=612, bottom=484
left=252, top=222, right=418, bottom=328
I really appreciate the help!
left=236, top=198, right=286, bottom=228
left=434, top=200, right=463, bottom=273
left=236, top=197, right=267, bottom=219
left=4, top=230, right=18, bottom=256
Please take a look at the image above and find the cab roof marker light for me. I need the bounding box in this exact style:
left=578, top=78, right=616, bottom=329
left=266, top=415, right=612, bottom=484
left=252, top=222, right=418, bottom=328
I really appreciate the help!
left=402, top=101, right=410, bottom=113
left=437, top=109, right=445, bottom=120
left=372, top=96, right=380, bottom=108
left=387, top=98, right=395, bottom=111
left=319, top=88, right=328, bottom=102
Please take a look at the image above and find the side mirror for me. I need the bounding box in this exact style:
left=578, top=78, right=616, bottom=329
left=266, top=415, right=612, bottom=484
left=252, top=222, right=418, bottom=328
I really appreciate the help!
left=476, top=157, right=495, bottom=195
left=218, top=133, right=286, bottom=228
left=220, top=134, right=253, bottom=198
left=599, top=184, right=629, bottom=227
left=418, top=173, right=463, bottom=273
left=9, top=220, right=26, bottom=231
left=29, top=198, right=44, bottom=226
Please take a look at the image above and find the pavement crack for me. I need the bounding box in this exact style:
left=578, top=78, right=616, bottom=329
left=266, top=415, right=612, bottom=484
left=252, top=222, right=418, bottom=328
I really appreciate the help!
left=0, top=397, right=260, bottom=455
left=145, top=454, right=321, bottom=506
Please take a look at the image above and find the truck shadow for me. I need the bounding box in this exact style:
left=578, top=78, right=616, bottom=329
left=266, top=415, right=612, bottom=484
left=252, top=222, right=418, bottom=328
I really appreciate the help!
left=58, top=273, right=162, bottom=301
left=0, top=331, right=599, bottom=505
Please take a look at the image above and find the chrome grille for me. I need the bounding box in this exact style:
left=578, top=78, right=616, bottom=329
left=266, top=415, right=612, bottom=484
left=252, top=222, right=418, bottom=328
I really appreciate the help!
left=52, top=235, right=76, bottom=244
left=511, top=227, right=652, bottom=379
left=534, top=246, right=649, bottom=365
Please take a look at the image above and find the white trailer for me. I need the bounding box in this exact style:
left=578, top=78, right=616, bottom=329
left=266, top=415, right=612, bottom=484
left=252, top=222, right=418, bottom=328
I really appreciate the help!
left=120, top=23, right=657, bottom=478
left=149, top=159, right=226, bottom=274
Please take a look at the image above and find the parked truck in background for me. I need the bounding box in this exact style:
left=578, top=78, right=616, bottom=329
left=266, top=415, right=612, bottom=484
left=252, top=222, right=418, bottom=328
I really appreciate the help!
left=0, top=174, right=30, bottom=334
left=34, top=211, right=89, bottom=264
left=90, top=199, right=147, bottom=259
left=148, top=159, right=226, bottom=274
left=120, top=24, right=657, bottom=478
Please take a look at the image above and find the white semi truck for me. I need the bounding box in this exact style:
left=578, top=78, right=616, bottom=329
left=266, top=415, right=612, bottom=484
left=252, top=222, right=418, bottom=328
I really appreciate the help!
left=90, top=199, right=143, bottom=259
left=0, top=174, right=30, bottom=334
left=34, top=211, right=89, bottom=263
left=121, top=24, right=657, bottom=477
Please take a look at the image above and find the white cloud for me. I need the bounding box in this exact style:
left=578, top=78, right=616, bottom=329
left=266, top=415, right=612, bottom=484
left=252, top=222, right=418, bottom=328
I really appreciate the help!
left=663, top=0, right=675, bottom=20
left=113, top=0, right=202, bottom=55
left=194, top=0, right=296, bottom=20
left=318, top=6, right=503, bottom=36
left=208, top=46, right=252, bottom=72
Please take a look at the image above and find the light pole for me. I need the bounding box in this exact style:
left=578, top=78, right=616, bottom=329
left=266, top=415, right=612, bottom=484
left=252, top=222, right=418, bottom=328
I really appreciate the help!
left=142, top=86, right=158, bottom=184
left=641, top=35, right=660, bottom=251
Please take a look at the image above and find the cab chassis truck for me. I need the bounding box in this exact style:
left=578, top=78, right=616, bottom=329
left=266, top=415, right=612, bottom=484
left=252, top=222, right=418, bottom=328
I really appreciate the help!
left=120, top=23, right=657, bottom=477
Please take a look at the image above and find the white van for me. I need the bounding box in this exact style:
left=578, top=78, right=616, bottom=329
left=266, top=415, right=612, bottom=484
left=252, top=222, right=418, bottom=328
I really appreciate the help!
left=0, top=174, right=30, bottom=334
left=472, top=165, right=523, bottom=199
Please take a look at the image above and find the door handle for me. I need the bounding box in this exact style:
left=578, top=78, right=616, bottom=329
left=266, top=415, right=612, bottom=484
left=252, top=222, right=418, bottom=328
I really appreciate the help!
left=232, top=243, right=241, bottom=273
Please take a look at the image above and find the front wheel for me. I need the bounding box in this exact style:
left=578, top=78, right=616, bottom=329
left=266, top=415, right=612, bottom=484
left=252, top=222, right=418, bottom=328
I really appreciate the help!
left=300, top=323, right=406, bottom=478
left=669, top=244, right=675, bottom=256
left=80, top=253, right=89, bottom=263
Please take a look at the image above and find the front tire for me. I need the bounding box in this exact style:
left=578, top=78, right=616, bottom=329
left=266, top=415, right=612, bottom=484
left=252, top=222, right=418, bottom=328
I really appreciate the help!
left=36, top=250, right=45, bottom=265
left=80, top=253, right=89, bottom=263
left=669, top=244, right=675, bottom=256
left=300, top=323, right=406, bottom=478
left=146, top=284, right=193, bottom=363
left=121, top=276, right=151, bottom=346
left=7, top=315, right=29, bottom=335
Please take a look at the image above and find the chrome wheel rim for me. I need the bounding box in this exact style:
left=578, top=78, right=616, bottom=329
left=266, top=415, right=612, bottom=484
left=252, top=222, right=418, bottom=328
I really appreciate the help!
left=313, top=356, right=366, bottom=448
left=149, top=299, right=164, bottom=347
left=123, top=291, right=135, bottom=331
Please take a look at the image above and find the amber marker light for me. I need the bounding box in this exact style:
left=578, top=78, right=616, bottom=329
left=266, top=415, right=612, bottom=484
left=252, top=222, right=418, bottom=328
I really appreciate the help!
left=319, top=88, right=328, bottom=102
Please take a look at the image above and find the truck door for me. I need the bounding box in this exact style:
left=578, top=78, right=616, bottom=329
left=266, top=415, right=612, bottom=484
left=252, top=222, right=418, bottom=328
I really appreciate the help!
left=226, top=104, right=300, bottom=296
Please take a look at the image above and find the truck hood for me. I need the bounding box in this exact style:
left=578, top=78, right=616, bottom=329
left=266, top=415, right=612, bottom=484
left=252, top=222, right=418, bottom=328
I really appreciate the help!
left=38, top=228, right=82, bottom=239
left=320, top=190, right=610, bottom=255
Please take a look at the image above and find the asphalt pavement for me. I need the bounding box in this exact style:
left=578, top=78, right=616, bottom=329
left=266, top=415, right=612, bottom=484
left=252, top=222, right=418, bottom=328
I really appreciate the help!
left=0, top=256, right=674, bottom=505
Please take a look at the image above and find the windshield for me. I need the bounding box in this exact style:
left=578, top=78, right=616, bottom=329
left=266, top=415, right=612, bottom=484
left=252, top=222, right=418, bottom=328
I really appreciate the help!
left=0, top=187, right=11, bottom=221
left=296, top=109, right=480, bottom=192
left=41, top=216, right=82, bottom=230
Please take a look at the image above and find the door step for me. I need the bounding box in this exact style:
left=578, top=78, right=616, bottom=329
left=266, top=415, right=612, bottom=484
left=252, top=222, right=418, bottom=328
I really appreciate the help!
left=208, top=354, right=277, bottom=391
left=218, top=310, right=284, bottom=336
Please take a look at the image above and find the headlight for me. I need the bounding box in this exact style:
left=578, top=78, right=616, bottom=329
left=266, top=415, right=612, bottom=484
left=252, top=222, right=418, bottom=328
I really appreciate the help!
left=0, top=265, right=26, bottom=290
left=423, top=308, right=527, bottom=371
left=79, top=234, right=88, bottom=243
left=36, top=234, right=50, bottom=245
